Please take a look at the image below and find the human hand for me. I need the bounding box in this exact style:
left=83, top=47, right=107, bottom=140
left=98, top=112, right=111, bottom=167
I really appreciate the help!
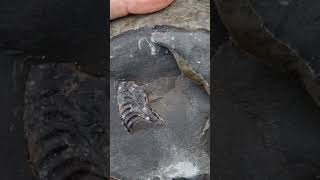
left=110, top=0, right=174, bottom=20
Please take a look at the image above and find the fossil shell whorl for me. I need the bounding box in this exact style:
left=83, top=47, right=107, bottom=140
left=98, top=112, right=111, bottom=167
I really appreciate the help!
left=116, top=81, right=164, bottom=133
left=111, top=25, right=210, bottom=135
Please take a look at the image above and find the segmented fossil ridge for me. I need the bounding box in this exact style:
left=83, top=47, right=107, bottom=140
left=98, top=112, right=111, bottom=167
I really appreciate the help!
left=116, top=81, right=164, bottom=133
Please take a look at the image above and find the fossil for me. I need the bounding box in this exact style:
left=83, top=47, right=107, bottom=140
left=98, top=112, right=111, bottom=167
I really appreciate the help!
left=24, top=63, right=108, bottom=180
left=110, top=25, right=211, bottom=178
left=111, top=25, right=210, bottom=135
left=116, top=81, right=164, bottom=133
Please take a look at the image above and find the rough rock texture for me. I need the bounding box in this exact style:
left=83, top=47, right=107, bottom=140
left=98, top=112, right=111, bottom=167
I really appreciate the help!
left=110, top=26, right=210, bottom=179
left=151, top=28, right=210, bottom=94
left=0, top=53, right=34, bottom=180
left=110, top=2, right=210, bottom=179
left=110, top=0, right=210, bottom=37
left=0, top=0, right=106, bottom=179
left=250, top=0, right=320, bottom=106
left=214, top=0, right=320, bottom=107
left=23, top=63, right=108, bottom=180
left=213, top=42, right=320, bottom=180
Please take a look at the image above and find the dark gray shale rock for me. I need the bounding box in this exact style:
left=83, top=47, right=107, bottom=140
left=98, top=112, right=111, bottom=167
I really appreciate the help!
left=24, top=63, right=108, bottom=180
left=151, top=28, right=210, bottom=95
left=151, top=27, right=211, bottom=157
left=214, top=0, right=320, bottom=107
left=110, top=26, right=210, bottom=179
left=213, top=41, right=320, bottom=180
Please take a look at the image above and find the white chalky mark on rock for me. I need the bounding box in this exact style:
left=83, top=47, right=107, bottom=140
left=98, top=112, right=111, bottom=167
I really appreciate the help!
left=138, top=37, right=157, bottom=55
left=151, top=46, right=156, bottom=55
left=142, top=107, right=147, bottom=113
left=151, top=35, right=155, bottom=42
left=162, top=161, right=199, bottom=178
left=138, top=38, right=143, bottom=50
left=145, top=38, right=157, bottom=56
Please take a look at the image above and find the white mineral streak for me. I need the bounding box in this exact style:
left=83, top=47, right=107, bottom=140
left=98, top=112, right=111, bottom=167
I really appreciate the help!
left=138, top=37, right=157, bottom=55
left=145, top=38, right=156, bottom=56
left=162, top=161, right=199, bottom=178
left=138, top=38, right=143, bottom=50
left=200, top=118, right=210, bottom=137
left=142, top=107, right=147, bottom=113
left=152, top=144, right=201, bottom=179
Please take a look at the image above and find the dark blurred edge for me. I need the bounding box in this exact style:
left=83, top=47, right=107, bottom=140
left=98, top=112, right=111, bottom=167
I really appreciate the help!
left=210, top=1, right=230, bottom=179
left=0, top=0, right=109, bottom=179
left=106, top=0, right=110, bottom=178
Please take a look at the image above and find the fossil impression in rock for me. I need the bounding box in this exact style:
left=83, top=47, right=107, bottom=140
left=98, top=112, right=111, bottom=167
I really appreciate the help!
left=117, top=81, right=164, bottom=133
left=111, top=25, right=210, bottom=135
left=110, top=25, right=211, bottom=178
left=24, top=63, right=108, bottom=180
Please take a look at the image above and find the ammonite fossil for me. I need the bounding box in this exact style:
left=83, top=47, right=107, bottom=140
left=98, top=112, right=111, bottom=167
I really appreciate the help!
left=110, top=25, right=211, bottom=178
left=117, top=81, right=164, bottom=133
left=111, top=25, right=210, bottom=135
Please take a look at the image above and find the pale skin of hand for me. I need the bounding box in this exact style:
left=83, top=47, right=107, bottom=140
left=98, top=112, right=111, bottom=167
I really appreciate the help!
left=110, top=0, right=174, bottom=20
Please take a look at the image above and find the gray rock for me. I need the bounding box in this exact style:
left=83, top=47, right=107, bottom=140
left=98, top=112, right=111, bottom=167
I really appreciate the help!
left=110, top=26, right=210, bottom=179
left=24, top=63, right=108, bottom=179
left=110, top=0, right=210, bottom=37
left=213, top=42, right=320, bottom=180
left=215, top=0, right=320, bottom=107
